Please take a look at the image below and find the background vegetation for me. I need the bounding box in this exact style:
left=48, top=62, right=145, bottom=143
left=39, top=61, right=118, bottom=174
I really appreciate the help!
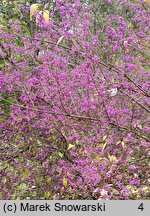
left=0, top=0, right=149, bottom=199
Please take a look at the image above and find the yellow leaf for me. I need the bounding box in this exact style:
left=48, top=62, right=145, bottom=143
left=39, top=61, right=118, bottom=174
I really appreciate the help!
left=102, top=135, right=107, bottom=142
left=121, top=141, right=125, bottom=149
left=43, top=10, right=50, bottom=22
left=76, top=140, right=79, bottom=145
left=102, top=142, right=107, bottom=152
left=109, top=155, right=117, bottom=162
left=67, top=144, right=75, bottom=150
left=2, top=177, right=7, bottom=184
left=56, top=36, right=64, bottom=46
left=53, top=194, right=57, bottom=200
left=63, top=177, right=68, bottom=187
left=46, top=177, right=51, bottom=186
left=30, top=4, right=41, bottom=20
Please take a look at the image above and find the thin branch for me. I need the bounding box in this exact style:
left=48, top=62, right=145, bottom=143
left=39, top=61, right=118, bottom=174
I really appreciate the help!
left=119, top=89, right=150, bottom=113
left=0, top=96, right=102, bottom=122
left=128, top=156, right=149, bottom=164
left=124, top=74, right=150, bottom=98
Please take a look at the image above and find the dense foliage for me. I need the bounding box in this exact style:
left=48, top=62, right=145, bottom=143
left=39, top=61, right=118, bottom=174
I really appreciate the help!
left=0, top=0, right=149, bottom=200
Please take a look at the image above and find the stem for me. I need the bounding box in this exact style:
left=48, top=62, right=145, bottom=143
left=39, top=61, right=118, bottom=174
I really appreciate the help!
left=120, top=89, right=150, bottom=113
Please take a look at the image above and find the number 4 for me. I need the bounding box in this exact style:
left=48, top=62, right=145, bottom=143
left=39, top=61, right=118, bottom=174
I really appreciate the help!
left=138, top=203, right=144, bottom=211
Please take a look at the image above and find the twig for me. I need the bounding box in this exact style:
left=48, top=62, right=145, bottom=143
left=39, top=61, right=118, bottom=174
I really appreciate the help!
left=119, top=89, right=150, bottom=113
left=0, top=97, right=102, bottom=122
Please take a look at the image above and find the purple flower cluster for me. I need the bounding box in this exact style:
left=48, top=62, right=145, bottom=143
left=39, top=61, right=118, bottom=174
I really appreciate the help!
left=0, top=0, right=149, bottom=200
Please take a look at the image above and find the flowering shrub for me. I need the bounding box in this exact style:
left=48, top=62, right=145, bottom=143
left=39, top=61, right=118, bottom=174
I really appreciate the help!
left=0, top=0, right=149, bottom=199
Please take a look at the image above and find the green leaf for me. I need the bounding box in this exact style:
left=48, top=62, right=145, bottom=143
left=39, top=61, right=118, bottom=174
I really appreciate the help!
left=29, top=191, right=37, bottom=199
left=53, top=194, right=57, bottom=200
left=58, top=152, right=64, bottom=158
left=11, top=193, right=16, bottom=199
left=44, top=191, right=51, bottom=199
left=63, top=177, right=68, bottom=187
left=19, top=183, right=27, bottom=190
left=46, top=177, right=51, bottom=186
